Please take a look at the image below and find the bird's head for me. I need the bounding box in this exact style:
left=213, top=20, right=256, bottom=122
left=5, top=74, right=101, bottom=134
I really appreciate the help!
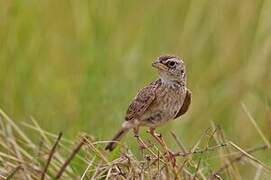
left=152, top=55, right=186, bottom=85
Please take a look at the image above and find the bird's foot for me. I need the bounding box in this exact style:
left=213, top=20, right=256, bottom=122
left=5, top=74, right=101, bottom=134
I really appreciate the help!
left=147, top=128, right=177, bottom=167
left=164, top=149, right=177, bottom=167
left=147, top=129, right=161, bottom=137
left=147, top=129, right=164, bottom=147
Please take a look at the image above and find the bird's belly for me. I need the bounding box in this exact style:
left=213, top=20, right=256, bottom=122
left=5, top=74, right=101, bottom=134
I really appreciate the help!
left=141, top=94, right=183, bottom=127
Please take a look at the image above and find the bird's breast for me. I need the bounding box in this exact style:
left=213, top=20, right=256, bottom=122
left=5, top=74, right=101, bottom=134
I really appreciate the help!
left=141, top=85, right=185, bottom=127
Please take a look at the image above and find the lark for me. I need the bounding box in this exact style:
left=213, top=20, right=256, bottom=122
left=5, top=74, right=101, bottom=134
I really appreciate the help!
left=105, top=55, right=191, bottom=151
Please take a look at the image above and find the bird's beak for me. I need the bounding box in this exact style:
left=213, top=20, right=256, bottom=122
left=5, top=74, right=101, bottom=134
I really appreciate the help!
left=152, top=61, right=168, bottom=71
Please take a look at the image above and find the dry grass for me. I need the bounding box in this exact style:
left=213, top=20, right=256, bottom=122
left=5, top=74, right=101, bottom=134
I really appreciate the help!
left=1, top=1, right=271, bottom=179
left=0, top=109, right=271, bottom=179
left=1, top=1, right=271, bottom=177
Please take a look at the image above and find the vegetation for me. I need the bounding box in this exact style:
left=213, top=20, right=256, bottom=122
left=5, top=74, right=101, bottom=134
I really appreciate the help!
left=0, top=0, right=271, bottom=179
left=0, top=109, right=270, bottom=179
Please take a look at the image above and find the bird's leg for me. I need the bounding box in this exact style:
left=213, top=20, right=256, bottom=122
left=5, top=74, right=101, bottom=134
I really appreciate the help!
left=148, top=128, right=165, bottom=146
left=133, top=127, right=147, bottom=150
left=148, top=128, right=176, bottom=166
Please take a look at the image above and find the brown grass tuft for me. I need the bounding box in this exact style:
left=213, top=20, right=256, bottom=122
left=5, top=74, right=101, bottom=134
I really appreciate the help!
left=0, top=109, right=270, bottom=179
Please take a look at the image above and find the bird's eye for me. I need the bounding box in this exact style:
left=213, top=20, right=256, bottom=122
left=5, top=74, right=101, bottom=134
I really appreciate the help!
left=167, top=61, right=176, bottom=67
left=181, top=69, right=184, bottom=74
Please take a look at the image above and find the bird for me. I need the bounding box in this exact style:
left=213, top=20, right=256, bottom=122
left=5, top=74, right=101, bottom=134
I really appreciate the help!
left=105, top=55, right=191, bottom=151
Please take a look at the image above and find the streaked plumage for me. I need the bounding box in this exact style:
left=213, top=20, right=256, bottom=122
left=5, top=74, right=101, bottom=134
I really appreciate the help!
left=105, top=55, right=191, bottom=151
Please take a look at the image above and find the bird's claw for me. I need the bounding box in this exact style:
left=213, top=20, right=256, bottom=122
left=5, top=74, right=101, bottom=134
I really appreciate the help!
left=156, top=133, right=162, bottom=138
left=146, top=130, right=162, bottom=138
left=165, top=150, right=177, bottom=167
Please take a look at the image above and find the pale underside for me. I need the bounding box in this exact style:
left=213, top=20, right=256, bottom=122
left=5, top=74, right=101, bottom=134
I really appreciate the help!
left=124, top=79, right=191, bottom=129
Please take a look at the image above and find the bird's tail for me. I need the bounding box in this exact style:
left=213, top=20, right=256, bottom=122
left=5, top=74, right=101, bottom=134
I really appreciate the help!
left=105, top=128, right=129, bottom=151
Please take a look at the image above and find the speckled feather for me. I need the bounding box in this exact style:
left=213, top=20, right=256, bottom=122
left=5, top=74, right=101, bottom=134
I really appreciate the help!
left=125, top=80, right=161, bottom=121
left=124, top=78, right=188, bottom=128
left=105, top=55, right=191, bottom=151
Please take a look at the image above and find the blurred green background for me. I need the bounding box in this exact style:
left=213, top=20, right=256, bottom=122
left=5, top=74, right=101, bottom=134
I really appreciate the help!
left=0, top=0, right=271, bottom=156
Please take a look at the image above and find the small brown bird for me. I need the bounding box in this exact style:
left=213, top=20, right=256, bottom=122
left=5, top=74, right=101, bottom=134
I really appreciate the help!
left=105, top=55, right=191, bottom=151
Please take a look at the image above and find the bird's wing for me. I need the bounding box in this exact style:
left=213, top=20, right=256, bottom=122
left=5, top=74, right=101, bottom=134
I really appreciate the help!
left=174, top=88, right=192, bottom=119
left=125, top=80, right=161, bottom=121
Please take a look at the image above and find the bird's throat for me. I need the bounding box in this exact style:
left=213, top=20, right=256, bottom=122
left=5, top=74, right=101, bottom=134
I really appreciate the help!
left=160, top=78, right=185, bottom=90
